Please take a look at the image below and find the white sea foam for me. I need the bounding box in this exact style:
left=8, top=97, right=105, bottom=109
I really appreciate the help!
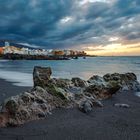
left=0, top=60, right=9, bottom=62
left=0, top=70, right=33, bottom=87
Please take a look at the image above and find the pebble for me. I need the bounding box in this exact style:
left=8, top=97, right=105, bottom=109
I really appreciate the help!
left=114, top=103, right=130, bottom=108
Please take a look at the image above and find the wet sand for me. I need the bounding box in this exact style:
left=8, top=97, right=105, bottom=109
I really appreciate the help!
left=0, top=79, right=140, bottom=140
left=0, top=79, right=31, bottom=104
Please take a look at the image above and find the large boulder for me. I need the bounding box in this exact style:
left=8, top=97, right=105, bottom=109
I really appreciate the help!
left=33, top=66, right=52, bottom=88
left=103, top=73, right=140, bottom=91
left=84, top=83, right=120, bottom=99
left=86, top=74, right=122, bottom=99
left=86, top=73, right=140, bottom=99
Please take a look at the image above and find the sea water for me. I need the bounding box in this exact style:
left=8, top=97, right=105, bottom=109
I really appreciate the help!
left=0, top=56, right=140, bottom=87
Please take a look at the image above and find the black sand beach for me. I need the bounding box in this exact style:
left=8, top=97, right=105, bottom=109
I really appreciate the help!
left=0, top=79, right=140, bottom=140
left=0, top=79, right=31, bottom=104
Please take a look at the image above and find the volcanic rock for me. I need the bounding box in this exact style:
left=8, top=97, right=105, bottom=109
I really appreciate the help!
left=33, top=66, right=52, bottom=88
left=71, top=77, right=88, bottom=87
left=0, top=66, right=139, bottom=127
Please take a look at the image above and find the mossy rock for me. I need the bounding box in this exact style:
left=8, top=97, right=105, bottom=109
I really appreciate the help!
left=46, top=85, right=68, bottom=100
left=107, top=81, right=121, bottom=94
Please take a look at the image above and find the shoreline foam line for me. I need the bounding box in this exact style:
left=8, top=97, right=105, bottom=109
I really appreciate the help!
left=0, top=70, right=33, bottom=87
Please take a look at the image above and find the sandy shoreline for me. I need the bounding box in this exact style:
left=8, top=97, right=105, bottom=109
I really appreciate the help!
left=0, top=79, right=140, bottom=140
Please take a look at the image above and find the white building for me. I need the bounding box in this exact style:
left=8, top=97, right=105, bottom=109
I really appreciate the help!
left=64, top=50, right=71, bottom=56
left=21, top=47, right=29, bottom=55
left=3, top=46, right=12, bottom=54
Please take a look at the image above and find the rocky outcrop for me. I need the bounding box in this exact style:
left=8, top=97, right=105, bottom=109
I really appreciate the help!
left=86, top=75, right=120, bottom=99
left=0, top=66, right=139, bottom=127
left=33, top=66, right=52, bottom=88
left=0, top=86, right=69, bottom=127
left=103, top=73, right=140, bottom=91
left=86, top=73, right=140, bottom=99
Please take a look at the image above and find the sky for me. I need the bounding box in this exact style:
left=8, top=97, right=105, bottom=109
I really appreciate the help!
left=0, top=0, right=140, bottom=56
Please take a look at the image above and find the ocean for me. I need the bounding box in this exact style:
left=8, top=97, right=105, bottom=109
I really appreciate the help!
left=0, top=56, right=140, bottom=87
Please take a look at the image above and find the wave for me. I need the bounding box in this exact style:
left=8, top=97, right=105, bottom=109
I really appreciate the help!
left=0, top=70, right=33, bottom=87
left=0, top=60, right=9, bottom=62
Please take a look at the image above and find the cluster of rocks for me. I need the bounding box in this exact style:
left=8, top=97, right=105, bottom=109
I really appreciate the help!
left=0, top=66, right=140, bottom=127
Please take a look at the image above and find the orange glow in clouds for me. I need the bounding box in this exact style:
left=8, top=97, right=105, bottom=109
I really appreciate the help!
left=85, top=43, right=140, bottom=56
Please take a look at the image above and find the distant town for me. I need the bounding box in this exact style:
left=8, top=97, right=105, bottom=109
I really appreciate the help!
left=0, top=42, right=95, bottom=60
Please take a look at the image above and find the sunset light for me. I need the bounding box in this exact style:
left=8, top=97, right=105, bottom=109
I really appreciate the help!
left=0, top=0, right=140, bottom=138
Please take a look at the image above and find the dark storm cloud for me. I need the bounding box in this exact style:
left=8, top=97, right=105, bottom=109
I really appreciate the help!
left=0, top=0, right=140, bottom=49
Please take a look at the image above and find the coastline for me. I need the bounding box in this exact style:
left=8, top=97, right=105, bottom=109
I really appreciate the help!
left=0, top=56, right=140, bottom=87
left=0, top=79, right=140, bottom=140
left=0, top=53, right=88, bottom=60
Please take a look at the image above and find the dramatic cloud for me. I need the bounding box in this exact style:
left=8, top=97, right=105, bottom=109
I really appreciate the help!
left=0, top=0, right=140, bottom=51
